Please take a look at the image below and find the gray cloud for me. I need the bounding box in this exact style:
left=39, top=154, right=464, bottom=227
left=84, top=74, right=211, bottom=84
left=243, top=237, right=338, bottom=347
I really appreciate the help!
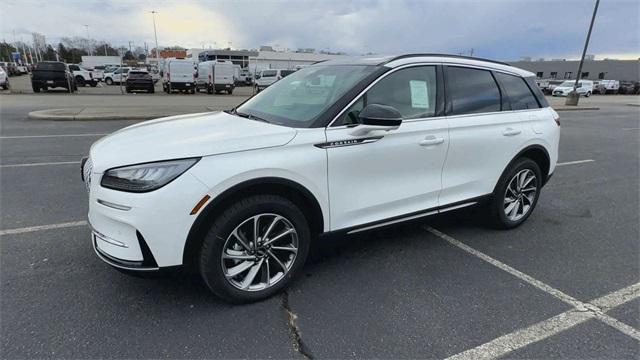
left=1, top=0, right=638, bottom=60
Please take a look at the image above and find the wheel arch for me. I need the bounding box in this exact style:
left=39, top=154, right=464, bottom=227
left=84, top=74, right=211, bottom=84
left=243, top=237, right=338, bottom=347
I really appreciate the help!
left=182, top=177, right=324, bottom=270
left=494, top=144, right=551, bottom=193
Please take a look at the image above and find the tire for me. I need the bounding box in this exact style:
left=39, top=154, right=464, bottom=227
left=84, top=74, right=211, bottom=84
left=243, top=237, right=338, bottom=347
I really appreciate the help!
left=126, top=88, right=131, bottom=93
left=585, top=91, right=591, bottom=97
left=486, top=158, right=542, bottom=229
left=32, top=86, right=40, bottom=93
left=199, top=194, right=310, bottom=303
left=227, top=89, right=233, bottom=95
left=149, top=87, right=155, bottom=94
left=90, top=81, right=97, bottom=87
left=75, top=76, right=85, bottom=87
left=207, top=85, right=213, bottom=94
left=105, top=78, right=113, bottom=85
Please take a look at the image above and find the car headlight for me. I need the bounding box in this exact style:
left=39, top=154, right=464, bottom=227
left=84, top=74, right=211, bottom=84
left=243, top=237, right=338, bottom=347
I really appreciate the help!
left=101, top=158, right=200, bottom=193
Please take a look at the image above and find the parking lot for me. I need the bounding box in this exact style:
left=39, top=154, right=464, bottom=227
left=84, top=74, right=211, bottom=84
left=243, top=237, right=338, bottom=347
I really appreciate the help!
left=1, top=93, right=638, bottom=358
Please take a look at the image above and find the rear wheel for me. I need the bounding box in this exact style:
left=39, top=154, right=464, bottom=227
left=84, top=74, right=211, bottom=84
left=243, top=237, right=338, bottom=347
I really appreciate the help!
left=199, top=195, right=310, bottom=303
left=105, top=78, right=113, bottom=85
left=207, top=84, right=213, bottom=94
left=32, top=85, right=40, bottom=93
left=75, top=76, right=85, bottom=87
left=227, top=88, right=233, bottom=95
left=89, top=81, right=97, bottom=87
left=486, top=158, right=542, bottom=229
left=149, top=87, right=155, bottom=94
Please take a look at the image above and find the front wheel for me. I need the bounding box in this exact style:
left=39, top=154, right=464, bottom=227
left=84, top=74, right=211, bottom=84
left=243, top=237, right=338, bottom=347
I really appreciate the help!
left=585, top=91, right=591, bottom=97
left=486, top=158, right=542, bottom=229
left=105, top=78, right=113, bottom=85
left=199, top=195, right=310, bottom=303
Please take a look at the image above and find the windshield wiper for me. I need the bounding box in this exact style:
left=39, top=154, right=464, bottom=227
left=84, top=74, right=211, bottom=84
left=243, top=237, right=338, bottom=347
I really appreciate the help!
left=234, top=110, right=270, bottom=123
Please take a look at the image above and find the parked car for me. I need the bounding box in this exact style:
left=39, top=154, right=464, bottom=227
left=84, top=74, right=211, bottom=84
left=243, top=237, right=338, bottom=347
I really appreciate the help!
left=31, top=61, right=76, bottom=93
left=92, top=65, right=107, bottom=81
left=618, top=81, right=639, bottom=95
left=103, top=67, right=131, bottom=85
left=162, top=58, right=196, bottom=93
left=125, top=70, right=155, bottom=93
left=552, top=80, right=593, bottom=97
left=69, top=64, right=98, bottom=87
left=594, top=79, right=619, bottom=94
left=239, top=68, right=253, bottom=85
left=82, top=54, right=560, bottom=303
left=196, top=60, right=235, bottom=94
left=16, top=64, right=29, bottom=74
left=0, top=66, right=9, bottom=89
left=254, top=69, right=296, bottom=92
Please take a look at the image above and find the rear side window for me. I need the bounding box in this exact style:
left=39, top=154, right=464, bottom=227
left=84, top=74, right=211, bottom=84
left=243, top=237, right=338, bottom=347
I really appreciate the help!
left=495, top=72, right=540, bottom=110
left=280, top=70, right=296, bottom=77
left=447, top=67, right=501, bottom=115
left=262, top=70, right=276, bottom=77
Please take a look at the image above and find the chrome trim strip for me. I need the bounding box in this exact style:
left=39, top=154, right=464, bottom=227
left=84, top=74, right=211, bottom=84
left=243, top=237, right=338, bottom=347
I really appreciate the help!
left=347, top=210, right=438, bottom=234
left=89, top=222, right=129, bottom=248
left=97, top=199, right=132, bottom=211
left=314, top=136, right=383, bottom=149
left=439, top=201, right=477, bottom=213
left=92, top=239, right=159, bottom=272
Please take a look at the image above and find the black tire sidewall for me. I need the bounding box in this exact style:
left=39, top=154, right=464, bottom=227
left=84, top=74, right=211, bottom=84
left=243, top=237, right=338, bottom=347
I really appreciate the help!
left=491, top=158, right=542, bottom=229
left=199, top=195, right=310, bottom=303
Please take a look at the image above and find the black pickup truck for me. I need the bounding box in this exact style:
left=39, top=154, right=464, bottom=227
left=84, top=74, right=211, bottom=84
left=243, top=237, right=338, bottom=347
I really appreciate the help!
left=31, top=61, right=77, bottom=93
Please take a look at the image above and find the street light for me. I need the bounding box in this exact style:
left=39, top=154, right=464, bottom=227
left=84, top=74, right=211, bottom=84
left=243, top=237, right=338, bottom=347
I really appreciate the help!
left=566, top=0, right=600, bottom=106
left=84, top=24, right=91, bottom=56
left=151, top=10, right=160, bottom=63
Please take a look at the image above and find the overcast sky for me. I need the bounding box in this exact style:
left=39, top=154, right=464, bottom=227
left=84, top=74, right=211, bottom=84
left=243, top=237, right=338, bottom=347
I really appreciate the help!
left=1, top=0, right=638, bottom=60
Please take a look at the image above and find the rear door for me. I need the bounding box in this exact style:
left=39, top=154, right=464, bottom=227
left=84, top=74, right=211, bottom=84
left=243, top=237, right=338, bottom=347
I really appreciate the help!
left=439, top=65, right=525, bottom=206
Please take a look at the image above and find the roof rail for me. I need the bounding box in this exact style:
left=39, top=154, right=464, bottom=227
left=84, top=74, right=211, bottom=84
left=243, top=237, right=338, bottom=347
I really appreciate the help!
left=382, top=53, right=510, bottom=66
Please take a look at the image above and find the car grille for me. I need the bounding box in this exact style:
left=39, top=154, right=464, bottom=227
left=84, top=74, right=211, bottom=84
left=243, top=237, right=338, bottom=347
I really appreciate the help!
left=83, top=158, right=93, bottom=193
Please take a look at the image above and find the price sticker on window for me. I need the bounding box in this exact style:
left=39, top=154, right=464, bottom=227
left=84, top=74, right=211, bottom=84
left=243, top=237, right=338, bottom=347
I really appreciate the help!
left=410, top=80, right=429, bottom=109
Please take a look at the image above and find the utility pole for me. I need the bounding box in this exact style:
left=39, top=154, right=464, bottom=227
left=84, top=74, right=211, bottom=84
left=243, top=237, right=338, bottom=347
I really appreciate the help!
left=128, top=41, right=133, bottom=53
left=84, top=25, right=91, bottom=55
left=566, top=0, right=600, bottom=106
left=104, top=43, right=108, bottom=56
left=151, top=10, right=160, bottom=63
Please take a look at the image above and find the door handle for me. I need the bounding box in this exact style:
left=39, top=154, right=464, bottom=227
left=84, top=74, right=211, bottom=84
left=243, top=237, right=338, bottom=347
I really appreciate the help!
left=502, top=128, right=521, bottom=136
left=419, top=136, right=445, bottom=146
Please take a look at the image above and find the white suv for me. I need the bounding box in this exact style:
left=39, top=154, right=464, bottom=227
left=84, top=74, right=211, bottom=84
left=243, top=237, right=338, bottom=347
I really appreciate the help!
left=83, top=54, right=560, bottom=303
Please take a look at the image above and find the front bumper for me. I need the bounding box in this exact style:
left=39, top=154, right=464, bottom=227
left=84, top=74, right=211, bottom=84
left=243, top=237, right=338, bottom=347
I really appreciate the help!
left=84, top=161, right=210, bottom=269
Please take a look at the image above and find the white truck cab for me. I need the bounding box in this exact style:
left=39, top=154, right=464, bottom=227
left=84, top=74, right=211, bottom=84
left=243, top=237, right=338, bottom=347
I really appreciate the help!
left=552, top=79, right=594, bottom=97
left=196, top=60, right=236, bottom=94
left=162, top=58, right=196, bottom=94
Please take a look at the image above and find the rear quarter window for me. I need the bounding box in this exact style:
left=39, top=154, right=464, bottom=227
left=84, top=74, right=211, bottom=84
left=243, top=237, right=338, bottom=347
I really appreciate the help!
left=495, top=72, right=541, bottom=110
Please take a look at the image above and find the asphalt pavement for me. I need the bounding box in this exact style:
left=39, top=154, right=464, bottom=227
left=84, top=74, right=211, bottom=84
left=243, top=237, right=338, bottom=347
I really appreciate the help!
left=1, top=94, right=638, bottom=359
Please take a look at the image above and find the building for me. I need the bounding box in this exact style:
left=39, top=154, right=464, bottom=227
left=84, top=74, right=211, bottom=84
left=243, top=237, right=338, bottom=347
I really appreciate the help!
left=196, top=49, right=349, bottom=72
left=150, top=49, right=187, bottom=59
left=508, top=59, right=640, bottom=82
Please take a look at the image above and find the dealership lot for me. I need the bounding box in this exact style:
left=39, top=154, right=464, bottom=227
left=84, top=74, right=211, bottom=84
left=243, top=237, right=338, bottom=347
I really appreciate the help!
left=1, top=95, right=638, bottom=358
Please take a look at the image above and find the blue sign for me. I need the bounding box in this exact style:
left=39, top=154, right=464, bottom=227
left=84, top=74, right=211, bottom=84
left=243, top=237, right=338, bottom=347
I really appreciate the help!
left=11, top=52, right=21, bottom=62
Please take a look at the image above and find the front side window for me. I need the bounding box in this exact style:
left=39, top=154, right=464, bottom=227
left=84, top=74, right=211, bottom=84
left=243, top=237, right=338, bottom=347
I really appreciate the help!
left=447, top=66, right=501, bottom=115
left=495, top=72, right=540, bottom=110
left=262, top=70, right=276, bottom=77
left=236, top=65, right=377, bottom=128
left=336, top=66, right=437, bottom=126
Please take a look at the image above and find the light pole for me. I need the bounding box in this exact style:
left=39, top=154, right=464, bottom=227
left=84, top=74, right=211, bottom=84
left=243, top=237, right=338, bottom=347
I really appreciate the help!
left=566, top=0, right=600, bottom=106
left=84, top=25, right=91, bottom=56
left=151, top=10, right=160, bottom=63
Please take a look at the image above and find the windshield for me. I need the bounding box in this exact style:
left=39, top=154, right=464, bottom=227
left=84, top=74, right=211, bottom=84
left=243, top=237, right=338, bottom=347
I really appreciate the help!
left=236, top=65, right=377, bottom=128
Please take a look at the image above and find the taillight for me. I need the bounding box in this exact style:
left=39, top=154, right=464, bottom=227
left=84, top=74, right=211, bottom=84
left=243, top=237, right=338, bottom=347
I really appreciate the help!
left=208, top=74, right=212, bottom=81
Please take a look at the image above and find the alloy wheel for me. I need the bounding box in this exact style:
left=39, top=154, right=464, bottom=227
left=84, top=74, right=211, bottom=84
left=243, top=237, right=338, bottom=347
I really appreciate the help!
left=503, top=169, right=537, bottom=222
left=221, top=213, right=298, bottom=291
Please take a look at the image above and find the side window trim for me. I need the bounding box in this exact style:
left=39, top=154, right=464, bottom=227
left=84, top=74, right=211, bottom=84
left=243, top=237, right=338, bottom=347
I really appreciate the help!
left=492, top=70, right=512, bottom=111
left=329, top=63, right=443, bottom=127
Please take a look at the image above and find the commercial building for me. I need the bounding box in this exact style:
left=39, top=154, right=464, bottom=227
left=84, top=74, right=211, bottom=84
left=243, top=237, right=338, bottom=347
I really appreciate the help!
left=507, top=59, right=640, bottom=82
left=194, top=49, right=348, bottom=72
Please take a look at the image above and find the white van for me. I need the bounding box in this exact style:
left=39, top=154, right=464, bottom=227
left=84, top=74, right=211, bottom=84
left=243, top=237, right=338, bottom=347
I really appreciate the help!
left=254, top=69, right=297, bottom=92
left=162, top=58, right=196, bottom=93
left=195, top=60, right=235, bottom=94
left=552, top=79, right=594, bottom=97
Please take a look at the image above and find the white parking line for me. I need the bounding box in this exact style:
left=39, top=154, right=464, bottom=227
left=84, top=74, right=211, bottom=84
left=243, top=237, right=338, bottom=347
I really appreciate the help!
left=556, top=159, right=595, bottom=166
left=0, top=220, right=88, bottom=236
left=0, top=133, right=108, bottom=139
left=0, top=161, right=80, bottom=168
left=424, top=226, right=640, bottom=359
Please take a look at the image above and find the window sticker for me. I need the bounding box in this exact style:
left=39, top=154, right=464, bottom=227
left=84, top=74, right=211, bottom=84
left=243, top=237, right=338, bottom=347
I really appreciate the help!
left=409, top=80, right=429, bottom=109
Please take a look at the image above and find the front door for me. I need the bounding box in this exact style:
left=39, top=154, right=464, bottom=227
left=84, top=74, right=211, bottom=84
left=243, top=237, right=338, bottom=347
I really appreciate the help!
left=325, top=65, right=448, bottom=231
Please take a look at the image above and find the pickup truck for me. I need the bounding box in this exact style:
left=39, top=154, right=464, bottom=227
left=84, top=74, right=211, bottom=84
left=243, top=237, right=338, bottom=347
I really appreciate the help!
left=31, top=61, right=77, bottom=93
left=69, top=64, right=98, bottom=87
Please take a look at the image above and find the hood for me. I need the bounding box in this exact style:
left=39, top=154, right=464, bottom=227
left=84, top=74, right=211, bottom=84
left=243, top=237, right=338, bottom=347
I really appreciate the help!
left=554, top=86, right=572, bottom=92
left=90, top=111, right=297, bottom=172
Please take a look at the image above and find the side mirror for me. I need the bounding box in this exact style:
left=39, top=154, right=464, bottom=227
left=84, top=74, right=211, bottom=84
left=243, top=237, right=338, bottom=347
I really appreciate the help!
left=351, top=104, right=402, bottom=136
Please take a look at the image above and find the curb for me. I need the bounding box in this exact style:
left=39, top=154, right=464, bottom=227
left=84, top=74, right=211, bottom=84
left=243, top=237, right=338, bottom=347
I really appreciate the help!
left=553, top=106, right=600, bottom=111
